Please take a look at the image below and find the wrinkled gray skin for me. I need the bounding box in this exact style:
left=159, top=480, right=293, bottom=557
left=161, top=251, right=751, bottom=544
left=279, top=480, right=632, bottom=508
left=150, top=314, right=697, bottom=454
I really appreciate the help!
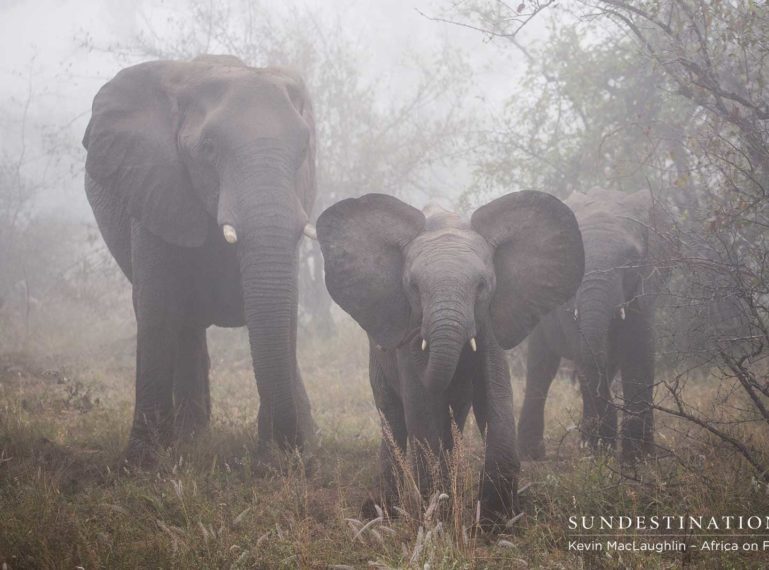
left=517, top=188, right=670, bottom=462
left=317, top=192, right=584, bottom=528
left=82, top=55, right=317, bottom=462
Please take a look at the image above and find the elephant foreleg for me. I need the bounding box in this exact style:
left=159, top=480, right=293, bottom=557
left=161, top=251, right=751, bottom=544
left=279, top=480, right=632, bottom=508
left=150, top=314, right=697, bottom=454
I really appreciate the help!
left=478, top=341, right=519, bottom=530
left=518, top=326, right=561, bottom=460
left=367, top=403, right=407, bottom=519
left=363, top=350, right=407, bottom=519
left=128, top=221, right=186, bottom=464
left=401, top=386, right=442, bottom=503
left=173, top=325, right=211, bottom=439
left=617, top=304, right=655, bottom=461
left=130, top=321, right=176, bottom=462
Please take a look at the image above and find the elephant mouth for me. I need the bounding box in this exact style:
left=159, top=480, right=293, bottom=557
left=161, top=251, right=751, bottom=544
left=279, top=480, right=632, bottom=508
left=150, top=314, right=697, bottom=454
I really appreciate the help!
left=419, top=322, right=478, bottom=394
left=418, top=335, right=477, bottom=354
left=217, top=221, right=316, bottom=245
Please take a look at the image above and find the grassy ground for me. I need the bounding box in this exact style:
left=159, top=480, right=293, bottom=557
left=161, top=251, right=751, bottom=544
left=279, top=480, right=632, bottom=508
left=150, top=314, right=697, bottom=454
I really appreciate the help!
left=2, top=319, right=769, bottom=569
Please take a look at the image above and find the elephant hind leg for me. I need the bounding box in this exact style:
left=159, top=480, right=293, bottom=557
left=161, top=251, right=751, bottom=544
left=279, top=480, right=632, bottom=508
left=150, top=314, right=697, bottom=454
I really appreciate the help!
left=518, top=327, right=561, bottom=460
left=173, top=325, right=211, bottom=439
left=293, top=365, right=316, bottom=443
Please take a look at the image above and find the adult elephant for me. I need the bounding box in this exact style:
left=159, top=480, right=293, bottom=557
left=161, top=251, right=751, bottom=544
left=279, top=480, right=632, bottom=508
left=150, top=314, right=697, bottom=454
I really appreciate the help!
left=517, top=188, right=670, bottom=462
left=82, top=55, right=317, bottom=461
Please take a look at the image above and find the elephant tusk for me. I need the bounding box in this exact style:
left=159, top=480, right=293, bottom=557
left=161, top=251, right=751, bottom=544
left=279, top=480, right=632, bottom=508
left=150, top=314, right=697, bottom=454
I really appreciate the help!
left=619, top=306, right=626, bottom=320
left=421, top=338, right=427, bottom=351
left=573, top=308, right=579, bottom=321
left=222, top=224, right=238, bottom=244
left=303, top=223, right=317, bottom=240
left=469, top=337, right=477, bottom=352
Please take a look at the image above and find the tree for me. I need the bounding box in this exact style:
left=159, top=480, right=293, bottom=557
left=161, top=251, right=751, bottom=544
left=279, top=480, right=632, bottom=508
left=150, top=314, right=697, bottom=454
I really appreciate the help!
left=589, top=0, right=769, bottom=481
left=437, top=0, right=769, bottom=479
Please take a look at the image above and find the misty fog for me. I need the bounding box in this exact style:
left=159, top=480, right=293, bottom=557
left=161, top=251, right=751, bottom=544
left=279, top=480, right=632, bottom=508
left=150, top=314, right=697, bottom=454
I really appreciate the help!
left=2, top=1, right=768, bottom=567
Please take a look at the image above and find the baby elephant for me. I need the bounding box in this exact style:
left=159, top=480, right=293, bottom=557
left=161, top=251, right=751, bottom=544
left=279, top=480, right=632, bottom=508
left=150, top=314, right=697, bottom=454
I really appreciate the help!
left=317, top=192, right=584, bottom=528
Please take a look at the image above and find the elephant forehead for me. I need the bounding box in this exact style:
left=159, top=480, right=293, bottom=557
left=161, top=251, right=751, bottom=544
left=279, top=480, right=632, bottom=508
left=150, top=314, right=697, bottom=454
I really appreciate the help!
left=566, top=189, right=650, bottom=233
left=579, top=215, right=646, bottom=260
left=422, top=203, right=469, bottom=231
left=170, top=65, right=290, bottom=111
left=405, top=229, right=493, bottom=269
left=182, top=76, right=281, bottom=107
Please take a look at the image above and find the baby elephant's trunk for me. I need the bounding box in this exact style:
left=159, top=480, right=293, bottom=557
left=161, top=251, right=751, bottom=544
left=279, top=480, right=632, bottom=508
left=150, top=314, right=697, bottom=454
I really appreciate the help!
left=421, top=300, right=475, bottom=395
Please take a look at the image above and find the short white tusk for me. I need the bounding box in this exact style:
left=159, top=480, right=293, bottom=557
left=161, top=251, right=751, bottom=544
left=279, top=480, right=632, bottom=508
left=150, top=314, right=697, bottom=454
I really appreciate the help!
left=421, top=339, right=427, bottom=351
left=303, top=223, right=317, bottom=240
left=619, top=306, right=626, bottom=320
left=222, top=224, right=238, bottom=244
left=469, top=337, right=477, bottom=352
left=573, top=308, right=579, bottom=320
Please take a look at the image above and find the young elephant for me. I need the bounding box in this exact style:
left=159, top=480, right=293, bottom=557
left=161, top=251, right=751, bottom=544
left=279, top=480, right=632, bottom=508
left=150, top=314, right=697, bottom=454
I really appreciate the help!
left=517, top=188, right=671, bottom=462
left=317, top=192, right=584, bottom=527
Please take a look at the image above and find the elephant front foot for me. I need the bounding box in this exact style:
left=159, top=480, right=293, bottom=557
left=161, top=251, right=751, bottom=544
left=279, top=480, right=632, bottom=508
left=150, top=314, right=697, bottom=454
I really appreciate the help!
left=478, top=500, right=518, bottom=534
left=174, top=406, right=210, bottom=442
left=256, top=403, right=315, bottom=455
left=478, top=472, right=519, bottom=534
left=124, top=438, right=165, bottom=469
left=517, top=436, right=546, bottom=461
left=361, top=493, right=399, bottom=521
left=580, top=435, right=617, bottom=454
left=580, top=418, right=617, bottom=454
left=620, top=417, right=655, bottom=463
left=620, top=440, right=652, bottom=464
left=361, top=496, right=384, bottom=520
left=125, top=414, right=173, bottom=468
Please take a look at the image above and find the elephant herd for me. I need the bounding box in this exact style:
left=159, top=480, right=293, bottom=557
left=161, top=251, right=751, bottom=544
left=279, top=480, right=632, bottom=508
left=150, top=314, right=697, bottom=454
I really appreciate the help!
left=82, top=56, right=670, bottom=529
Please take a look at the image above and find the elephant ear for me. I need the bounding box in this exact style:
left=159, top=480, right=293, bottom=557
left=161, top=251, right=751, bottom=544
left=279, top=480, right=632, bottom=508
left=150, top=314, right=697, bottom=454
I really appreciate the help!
left=269, top=68, right=317, bottom=214
left=83, top=61, right=208, bottom=247
left=472, top=191, right=585, bottom=349
left=291, top=82, right=317, bottom=215
left=317, top=194, right=425, bottom=349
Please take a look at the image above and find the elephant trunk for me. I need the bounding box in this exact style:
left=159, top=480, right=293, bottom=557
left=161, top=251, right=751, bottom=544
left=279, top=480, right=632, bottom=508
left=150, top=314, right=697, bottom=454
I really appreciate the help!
left=227, top=146, right=310, bottom=450
left=575, top=272, right=620, bottom=447
left=422, top=297, right=474, bottom=396
left=239, top=224, right=303, bottom=449
left=576, top=274, right=616, bottom=374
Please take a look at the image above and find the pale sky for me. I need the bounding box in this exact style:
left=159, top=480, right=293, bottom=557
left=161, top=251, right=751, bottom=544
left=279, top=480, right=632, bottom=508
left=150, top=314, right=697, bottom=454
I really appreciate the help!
left=0, top=0, right=543, bottom=218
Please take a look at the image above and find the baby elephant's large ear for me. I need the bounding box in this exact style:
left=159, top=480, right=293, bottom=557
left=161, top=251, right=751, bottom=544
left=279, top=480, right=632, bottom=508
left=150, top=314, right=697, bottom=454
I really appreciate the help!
left=317, top=194, right=425, bottom=349
left=472, top=191, right=584, bottom=349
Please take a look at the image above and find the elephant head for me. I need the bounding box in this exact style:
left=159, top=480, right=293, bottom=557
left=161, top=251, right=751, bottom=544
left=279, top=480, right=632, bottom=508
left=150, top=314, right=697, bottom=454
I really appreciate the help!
left=317, top=192, right=585, bottom=395
left=565, top=189, right=660, bottom=383
left=82, top=56, right=316, bottom=447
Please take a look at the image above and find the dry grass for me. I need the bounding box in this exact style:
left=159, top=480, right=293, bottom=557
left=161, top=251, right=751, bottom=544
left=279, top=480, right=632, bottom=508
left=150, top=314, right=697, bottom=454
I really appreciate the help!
left=2, top=315, right=769, bottom=568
